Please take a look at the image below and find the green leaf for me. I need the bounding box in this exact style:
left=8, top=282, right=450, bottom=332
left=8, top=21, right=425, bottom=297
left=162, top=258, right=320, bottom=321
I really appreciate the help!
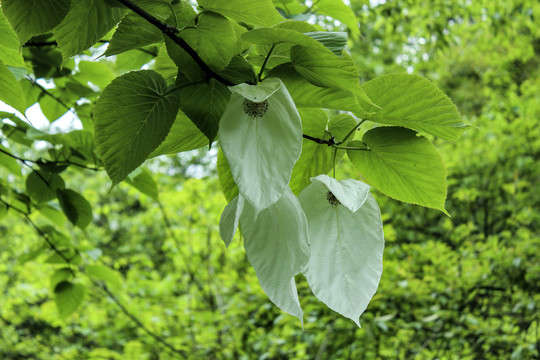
left=57, top=189, right=93, bottom=229
left=50, top=268, right=72, bottom=292
left=104, top=13, right=163, bottom=56
left=0, top=63, right=27, bottom=113
left=219, top=195, right=244, bottom=248
left=347, top=126, right=448, bottom=214
left=53, top=0, right=125, bottom=59
left=240, top=188, right=309, bottom=325
left=305, top=31, right=348, bottom=55
left=180, top=12, right=238, bottom=72
left=360, top=74, right=467, bottom=141
left=268, top=64, right=371, bottom=117
left=314, top=0, right=359, bottom=38
left=2, top=0, right=71, bottom=44
left=26, top=171, right=65, bottom=203
left=0, top=145, right=22, bottom=177
left=94, top=70, right=180, bottom=184
left=241, top=28, right=329, bottom=50
left=0, top=10, right=26, bottom=67
left=124, top=168, right=159, bottom=201
left=218, top=56, right=257, bottom=85
left=165, top=37, right=204, bottom=82
left=154, top=44, right=178, bottom=84
left=290, top=45, right=375, bottom=108
left=217, top=148, right=238, bottom=203
left=150, top=111, right=208, bottom=157
left=299, top=175, right=384, bottom=327
left=290, top=108, right=333, bottom=195
left=54, top=281, right=86, bottom=319
left=198, top=0, right=284, bottom=27
left=328, top=113, right=357, bottom=142
left=86, top=264, right=122, bottom=290
left=178, top=78, right=230, bottom=143
left=76, top=61, right=116, bottom=90
left=219, top=78, right=302, bottom=211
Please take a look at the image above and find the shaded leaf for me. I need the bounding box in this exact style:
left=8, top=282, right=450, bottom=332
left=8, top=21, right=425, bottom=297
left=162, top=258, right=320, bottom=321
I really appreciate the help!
left=219, top=195, right=244, bottom=248
left=0, top=63, right=27, bottom=113
left=124, top=168, right=159, bottom=201
left=150, top=111, right=208, bottom=157
left=57, top=189, right=93, bottom=229
left=54, top=281, right=86, bottom=319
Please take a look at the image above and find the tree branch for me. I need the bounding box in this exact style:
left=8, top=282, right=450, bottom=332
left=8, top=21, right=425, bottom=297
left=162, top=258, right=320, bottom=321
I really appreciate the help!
left=98, top=282, right=187, bottom=359
left=115, top=0, right=234, bottom=86
left=303, top=134, right=335, bottom=146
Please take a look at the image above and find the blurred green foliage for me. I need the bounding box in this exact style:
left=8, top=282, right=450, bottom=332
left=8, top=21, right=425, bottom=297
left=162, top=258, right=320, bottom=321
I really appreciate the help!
left=1, top=0, right=539, bottom=359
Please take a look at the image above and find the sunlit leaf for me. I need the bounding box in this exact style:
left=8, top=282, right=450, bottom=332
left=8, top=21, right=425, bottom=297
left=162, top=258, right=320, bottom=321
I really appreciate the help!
left=0, top=10, right=26, bottom=67
left=198, top=0, right=284, bottom=27
left=219, top=195, right=244, bottom=248
left=347, top=126, right=448, bottom=214
left=0, top=63, right=27, bottom=114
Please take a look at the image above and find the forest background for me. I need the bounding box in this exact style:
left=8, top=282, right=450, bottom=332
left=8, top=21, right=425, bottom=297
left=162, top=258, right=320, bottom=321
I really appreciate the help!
left=0, top=0, right=539, bottom=359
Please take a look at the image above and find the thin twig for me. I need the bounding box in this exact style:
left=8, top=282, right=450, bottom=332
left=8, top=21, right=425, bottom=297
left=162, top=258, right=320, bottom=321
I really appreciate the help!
left=303, top=134, right=335, bottom=146
left=337, top=119, right=366, bottom=145
left=25, top=76, right=73, bottom=113
left=99, top=283, right=187, bottom=359
left=115, top=0, right=234, bottom=86
left=0, top=146, right=100, bottom=171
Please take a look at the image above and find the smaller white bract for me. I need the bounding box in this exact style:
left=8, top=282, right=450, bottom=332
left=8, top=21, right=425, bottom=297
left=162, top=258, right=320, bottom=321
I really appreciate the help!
left=218, top=78, right=302, bottom=213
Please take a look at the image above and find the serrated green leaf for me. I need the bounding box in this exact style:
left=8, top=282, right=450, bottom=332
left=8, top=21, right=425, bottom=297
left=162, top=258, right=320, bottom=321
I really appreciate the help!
left=360, top=74, right=467, bottom=141
left=290, top=109, right=333, bottom=195
left=305, top=31, right=348, bottom=55
left=26, top=171, right=65, bottom=203
left=53, top=0, right=125, bottom=59
left=299, top=176, right=384, bottom=327
left=86, top=264, right=122, bottom=290
left=268, top=64, right=370, bottom=117
left=180, top=12, right=238, bottom=72
left=0, top=63, right=27, bottom=113
left=57, top=189, right=93, bottom=229
left=2, top=0, right=71, bottom=44
left=219, top=195, right=244, bottom=248
left=217, top=148, right=238, bottom=203
left=94, top=70, right=180, bottom=184
left=105, top=13, right=163, bottom=56
left=150, top=111, right=208, bottom=157
left=240, top=188, right=309, bottom=325
left=198, top=0, right=284, bottom=27
left=347, top=126, right=448, bottom=214
left=0, top=10, right=25, bottom=67
left=219, top=78, right=302, bottom=212
left=314, top=0, right=359, bottom=38
left=54, top=281, right=86, bottom=319
left=328, top=113, right=357, bottom=142
left=178, top=78, right=230, bottom=143
left=124, top=168, right=159, bottom=200
left=291, top=45, right=375, bottom=108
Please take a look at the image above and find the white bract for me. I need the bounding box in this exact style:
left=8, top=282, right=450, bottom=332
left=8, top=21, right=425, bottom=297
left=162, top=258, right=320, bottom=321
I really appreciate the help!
left=219, top=195, right=244, bottom=248
left=240, top=188, right=310, bottom=325
left=299, top=175, right=384, bottom=327
left=219, top=78, right=302, bottom=212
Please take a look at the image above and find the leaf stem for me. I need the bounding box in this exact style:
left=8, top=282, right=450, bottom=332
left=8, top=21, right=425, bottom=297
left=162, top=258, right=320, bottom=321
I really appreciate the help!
left=115, top=0, right=234, bottom=86
left=337, top=119, right=366, bottom=145
left=258, top=44, right=276, bottom=83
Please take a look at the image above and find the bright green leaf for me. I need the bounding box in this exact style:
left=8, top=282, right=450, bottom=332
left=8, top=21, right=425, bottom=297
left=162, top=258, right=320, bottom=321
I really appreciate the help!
left=268, top=64, right=371, bottom=117
left=54, top=281, right=86, bottom=319
left=0, top=144, right=22, bottom=177
left=299, top=176, right=384, bottom=327
left=94, top=70, right=180, bottom=184
left=76, top=61, right=116, bottom=90
left=305, top=31, right=348, bottom=55
left=328, top=113, right=357, bottom=142
left=360, top=74, right=467, bottom=141
left=0, top=62, right=27, bottom=113
left=57, top=188, right=93, bottom=229
left=50, top=268, right=72, bottom=292
left=219, top=78, right=302, bottom=212
left=241, top=28, right=329, bottom=50
left=314, top=0, right=359, bottom=38
left=105, top=13, right=163, bottom=56
left=347, top=126, right=448, bottom=214
left=240, top=188, right=309, bottom=325
left=2, top=0, right=71, bottom=44
left=198, top=0, right=284, bottom=27
left=53, top=0, right=125, bottom=59
left=0, top=10, right=26, bottom=67
left=86, top=264, right=122, bottom=290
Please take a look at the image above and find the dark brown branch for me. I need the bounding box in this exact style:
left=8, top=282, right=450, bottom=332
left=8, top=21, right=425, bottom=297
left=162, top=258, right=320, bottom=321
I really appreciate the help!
left=303, top=134, right=336, bottom=146
left=115, top=0, right=234, bottom=86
